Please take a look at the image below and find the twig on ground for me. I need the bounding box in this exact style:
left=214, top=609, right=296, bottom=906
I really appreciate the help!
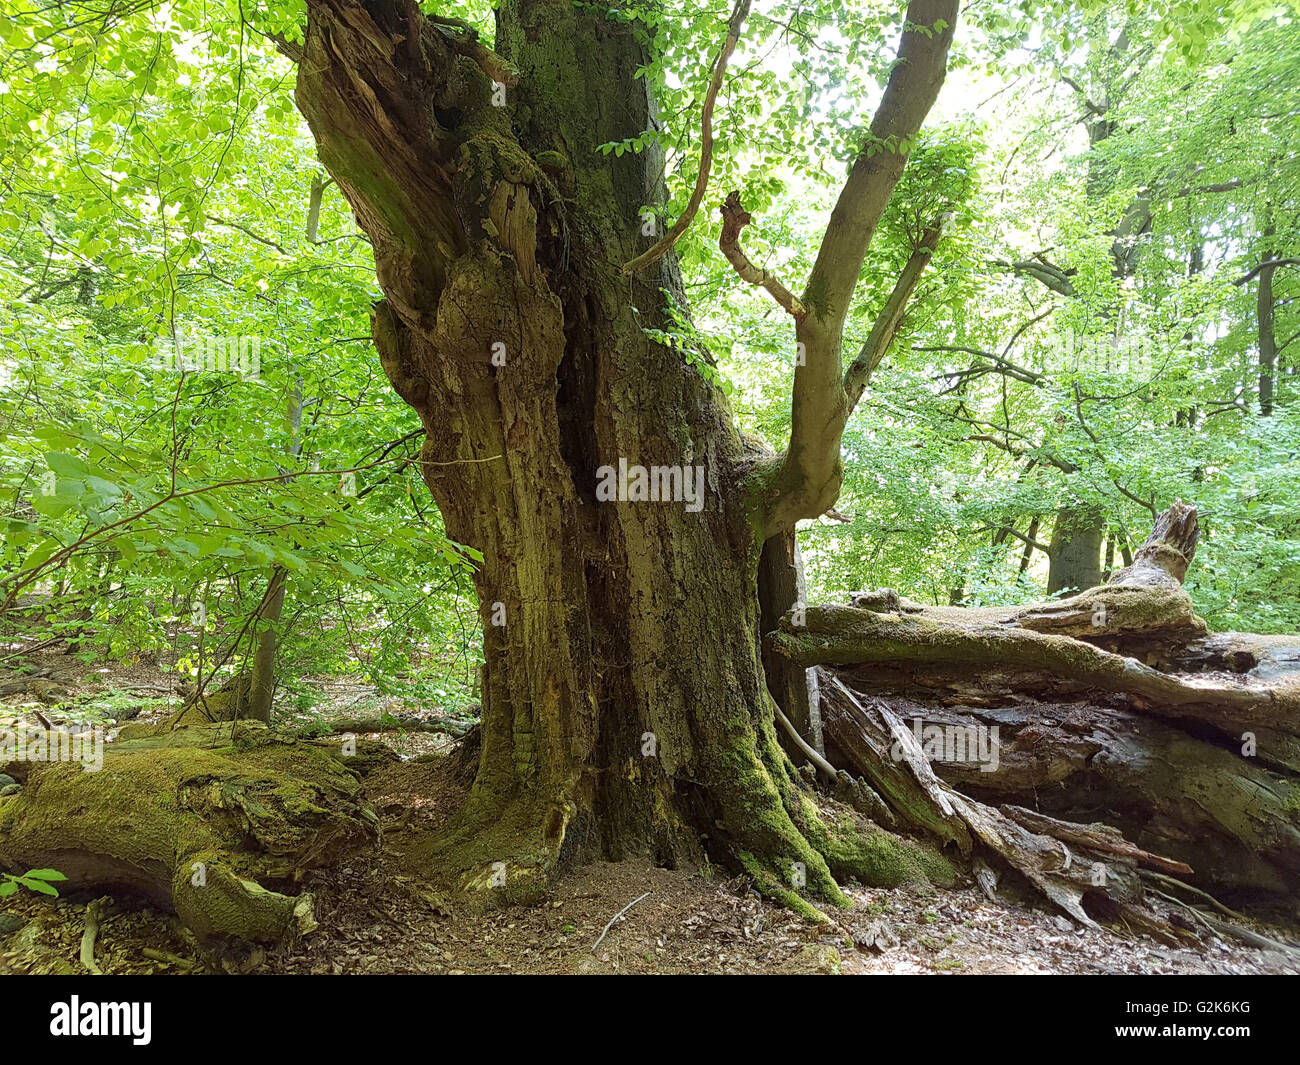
left=80, top=897, right=105, bottom=974
left=593, top=891, right=651, bottom=951
left=142, top=946, right=197, bottom=971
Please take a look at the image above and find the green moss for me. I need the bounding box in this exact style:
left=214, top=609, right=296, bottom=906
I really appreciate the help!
left=803, top=271, right=831, bottom=321
left=735, top=849, right=826, bottom=923
left=173, top=854, right=315, bottom=942
left=0, top=723, right=378, bottom=943
left=797, top=792, right=957, bottom=889
left=714, top=712, right=851, bottom=914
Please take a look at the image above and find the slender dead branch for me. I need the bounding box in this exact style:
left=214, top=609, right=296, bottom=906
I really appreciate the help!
left=771, top=692, right=838, bottom=780
left=592, top=892, right=651, bottom=950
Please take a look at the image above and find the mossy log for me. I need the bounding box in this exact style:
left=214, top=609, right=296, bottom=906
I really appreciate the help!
left=290, top=711, right=477, bottom=739
left=0, top=723, right=379, bottom=943
left=768, top=504, right=1300, bottom=920
left=771, top=603, right=1300, bottom=771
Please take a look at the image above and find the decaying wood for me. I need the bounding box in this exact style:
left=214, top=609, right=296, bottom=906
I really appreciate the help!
left=822, top=677, right=1161, bottom=929
left=79, top=896, right=106, bottom=974
left=1108, top=499, right=1199, bottom=587
left=768, top=504, right=1300, bottom=929
left=822, top=670, right=1300, bottom=894
left=997, top=806, right=1192, bottom=876
left=0, top=723, right=379, bottom=943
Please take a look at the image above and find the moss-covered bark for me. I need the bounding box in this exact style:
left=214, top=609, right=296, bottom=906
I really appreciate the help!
left=0, top=723, right=378, bottom=942
left=289, top=0, right=936, bottom=913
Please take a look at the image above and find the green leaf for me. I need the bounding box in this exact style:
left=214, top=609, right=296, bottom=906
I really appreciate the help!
left=44, top=452, right=90, bottom=477
left=22, top=869, right=68, bottom=881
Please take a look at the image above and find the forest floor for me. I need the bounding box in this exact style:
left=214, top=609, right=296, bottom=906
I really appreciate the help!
left=2, top=654, right=1298, bottom=976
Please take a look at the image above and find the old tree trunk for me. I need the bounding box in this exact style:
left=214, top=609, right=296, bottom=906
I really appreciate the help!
left=288, top=0, right=959, bottom=911
left=5, top=2, right=1294, bottom=946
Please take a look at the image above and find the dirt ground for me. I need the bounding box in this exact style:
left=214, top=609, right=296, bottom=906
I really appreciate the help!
left=2, top=654, right=1299, bottom=976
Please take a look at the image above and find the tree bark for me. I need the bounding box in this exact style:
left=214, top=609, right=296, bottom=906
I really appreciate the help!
left=1258, top=253, right=1278, bottom=416
left=1047, top=505, right=1104, bottom=595
left=247, top=567, right=287, bottom=723
left=290, top=0, right=958, bottom=910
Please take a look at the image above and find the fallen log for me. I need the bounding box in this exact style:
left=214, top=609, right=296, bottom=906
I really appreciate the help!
left=767, top=503, right=1300, bottom=920
left=292, top=711, right=477, bottom=739
left=770, top=603, right=1300, bottom=771
left=819, top=676, right=1176, bottom=930
left=0, top=722, right=380, bottom=943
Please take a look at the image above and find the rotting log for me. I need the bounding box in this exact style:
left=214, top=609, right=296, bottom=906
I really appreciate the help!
left=0, top=723, right=379, bottom=943
left=768, top=503, right=1300, bottom=921
left=817, top=675, right=1192, bottom=932
left=771, top=602, right=1300, bottom=771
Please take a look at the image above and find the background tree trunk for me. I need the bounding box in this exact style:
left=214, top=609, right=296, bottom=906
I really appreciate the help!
left=1047, top=505, right=1104, bottom=594
left=1258, top=253, right=1278, bottom=416
left=246, top=567, right=286, bottom=723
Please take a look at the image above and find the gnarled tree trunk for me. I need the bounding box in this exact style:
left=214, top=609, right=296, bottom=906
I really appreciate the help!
left=290, top=0, right=960, bottom=909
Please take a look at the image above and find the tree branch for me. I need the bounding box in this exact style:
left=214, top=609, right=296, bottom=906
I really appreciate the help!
left=205, top=214, right=288, bottom=254
left=717, top=191, right=807, bottom=319
left=981, top=525, right=1053, bottom=556
left=843, top=219, right=945, bottom=413
left=995, top=257, right=1077, bottom=297
left=928, top=346, right=1044, bottom=388
left=1234, top=257, right=1300, bottom=287
left=756, top=0, right=958, bottom=537
left=1058, top=74, right=1104, bottom=117
left=624, top=0, right=752, bottom=275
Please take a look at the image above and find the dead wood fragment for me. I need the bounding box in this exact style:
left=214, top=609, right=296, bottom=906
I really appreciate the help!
left=999, top=806, right=1192, bottom=876
left=80, top=897, right=106, bottom=974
